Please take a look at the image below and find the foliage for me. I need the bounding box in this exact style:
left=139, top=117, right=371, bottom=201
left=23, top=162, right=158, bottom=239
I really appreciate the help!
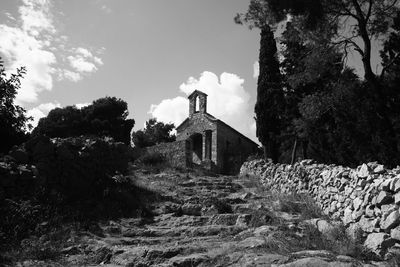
left=254, top=26, right=284, bottom=162
left=132, top=118, right=176, bottom=148
left=25, top=136, right=131, bottom=201
left=237, top=1, right=400, bottom=167
left=33, top=97, right=134, bottom=145
left=0, top=58, right=32, bottom=153
left=0, top=199, right=44, bottom=247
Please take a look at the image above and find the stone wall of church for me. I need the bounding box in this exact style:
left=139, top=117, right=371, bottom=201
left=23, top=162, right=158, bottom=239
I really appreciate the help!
left=144, top=140, right=188, bottom=169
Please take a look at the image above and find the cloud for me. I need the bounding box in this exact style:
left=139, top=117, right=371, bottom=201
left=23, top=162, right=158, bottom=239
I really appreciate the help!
left=27, top=102, right=61, bottom=128
left=149, top=97, right=188, bottom=125
left=68, top=55, right=98, bottom=73
left=59, top=69, right=82, bottom=82
left=253, top=61, right=259, bottom=79
left=67, top=47, right=104, bottom=73
left=149, top=71, right=258, bottom=143
left=0, top=0, right=104, bottom=104
left=75, top=102, right=90, bottom=109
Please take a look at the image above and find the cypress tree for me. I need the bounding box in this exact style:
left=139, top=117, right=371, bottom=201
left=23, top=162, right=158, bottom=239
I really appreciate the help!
left=255, top=25, right=283, bottom=162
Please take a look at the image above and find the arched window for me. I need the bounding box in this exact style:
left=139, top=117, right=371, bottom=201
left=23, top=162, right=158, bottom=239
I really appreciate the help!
left=195, top=96, right=200, bottom=112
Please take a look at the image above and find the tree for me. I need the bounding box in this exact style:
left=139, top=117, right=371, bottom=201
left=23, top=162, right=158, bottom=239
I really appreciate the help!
left=131, top=118, right=176, bottom=148
left=236, top=0, right=400, bottom=166
left=235, top=1, right=284, bottom=162
left=33, top=97, right=135, bottom=145
left=0, top=58, right=32, bottom=153
left=279, top=21, right=344, bottom=162
left=237, top=0, right=400, bottom=83
left=83, top=97, right=134, bottom=144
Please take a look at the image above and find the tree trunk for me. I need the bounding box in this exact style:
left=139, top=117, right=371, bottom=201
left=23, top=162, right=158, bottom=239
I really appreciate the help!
left=290, top=137, right=298, bottom=165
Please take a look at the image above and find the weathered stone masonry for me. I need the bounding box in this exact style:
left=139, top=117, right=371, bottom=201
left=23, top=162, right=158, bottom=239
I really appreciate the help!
left=240, top=159, right=400, bottom=255
left=147, top=90, right=259, bottom=174
left=144, top=140, right=187, bottom=169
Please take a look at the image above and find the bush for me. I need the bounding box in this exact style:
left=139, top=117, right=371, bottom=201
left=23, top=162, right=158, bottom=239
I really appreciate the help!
left=25, top=135, right=130, bottom=201
left=0, top=199, right=43, bottom=247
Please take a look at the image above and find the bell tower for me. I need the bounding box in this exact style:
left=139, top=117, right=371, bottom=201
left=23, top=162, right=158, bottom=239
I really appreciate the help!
left=188, top=90, right=207, bottom=117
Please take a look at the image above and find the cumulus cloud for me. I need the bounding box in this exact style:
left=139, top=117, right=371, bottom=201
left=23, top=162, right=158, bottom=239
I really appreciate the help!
left=67, top=47, right=103, bottom=73
left=60, top=69, right=82, bottom=82
left=149, top=97, right=188, bottom=125
left=0, top=0, right=104, bottom=104
left=149, top=71, right=258, bottom=143
left=27, top=102, right=61, bottom=128
left=75, top=102, right=90, bottom=109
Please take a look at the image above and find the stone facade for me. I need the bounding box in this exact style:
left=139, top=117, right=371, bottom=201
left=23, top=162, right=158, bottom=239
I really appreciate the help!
left=144, top=140, right=188, bottom=169
left=150, top=90, right=259, bottom=174
left=240, top=159, right=400, bottom=256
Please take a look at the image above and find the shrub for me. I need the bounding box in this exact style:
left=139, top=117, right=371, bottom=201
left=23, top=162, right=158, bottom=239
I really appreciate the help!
left=25, top=135, right=130, bottom=201
left=0, top=199, right=43, bottom=247
left=271, top=193, right=326, bottom=219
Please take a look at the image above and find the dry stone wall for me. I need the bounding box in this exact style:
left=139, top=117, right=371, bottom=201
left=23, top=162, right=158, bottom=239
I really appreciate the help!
left=240, top=159, right=400, bottom=255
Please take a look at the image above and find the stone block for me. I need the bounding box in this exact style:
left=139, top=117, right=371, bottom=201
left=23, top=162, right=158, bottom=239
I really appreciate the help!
left=394, top=192, right=400, bottom=205
left=394, top=179, right=400, bottom=193
left=359, top=216, right=379, bottom=233
left=380, top=179, right=393, bottom=191
left=391, top=226, right=400, bottom=241
left=376, top=191, right=393, bottom=207
left=364, top=233, right=396, bottom=256
left=373, top=164, right=385, bottom=174
left=380, top=210, right=400, bottom=231
left=357, top=163, right=369, bottom=178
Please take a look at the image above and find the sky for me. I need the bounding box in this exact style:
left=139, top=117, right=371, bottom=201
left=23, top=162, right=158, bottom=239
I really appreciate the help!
left=0, top=0, right=262, bottom=142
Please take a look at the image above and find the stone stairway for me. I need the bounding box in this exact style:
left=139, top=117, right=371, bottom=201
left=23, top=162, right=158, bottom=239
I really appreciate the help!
left=21, top=170, right=398, bottom=267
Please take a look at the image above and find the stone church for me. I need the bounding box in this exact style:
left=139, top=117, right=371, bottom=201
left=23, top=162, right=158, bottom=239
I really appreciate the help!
left=145, top=90, right=259, bottom=174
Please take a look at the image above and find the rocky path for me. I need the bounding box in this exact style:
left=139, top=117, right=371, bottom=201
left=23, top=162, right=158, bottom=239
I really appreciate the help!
left=19, top=169, right=397, bottom=267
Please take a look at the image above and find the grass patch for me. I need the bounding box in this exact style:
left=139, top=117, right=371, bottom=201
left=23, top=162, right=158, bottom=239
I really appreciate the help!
left=267, top=193, right=327, bottom=220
